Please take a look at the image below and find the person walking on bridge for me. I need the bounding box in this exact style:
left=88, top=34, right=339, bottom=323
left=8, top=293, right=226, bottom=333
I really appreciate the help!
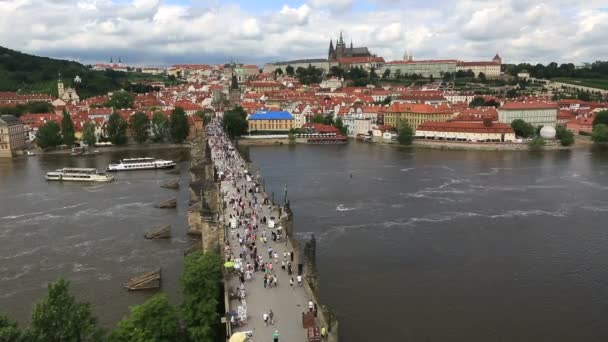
left=273, top=329, right=279, bottom=342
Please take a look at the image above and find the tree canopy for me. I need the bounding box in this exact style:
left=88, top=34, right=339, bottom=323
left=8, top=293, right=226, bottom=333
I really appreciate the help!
left=295, top=65, right=323, bottom=85
left=592, top=110, right=608, bottom=127
left=106, top=91, right=134, bottom=109
left=81, top=122, right=97, bottom=147
left=181, top=251, right=222, bottom=342
left=30, top=278, right=103, bottom=342
left=61, top=110, right=75, bottom=146
left=223, top=106, right=248, bottom=138
left=556, top=126, right=575, bottom=146
left=151, top=111, right=169, bottom=142
left=106, top=112, right=128, bottom=145
left=592, top=124, right=608, bottom=143
left=0, top=102, right=54, bottom=118
left=0, top=314, right=27, bottom=342
left=511, top=119, right=535, bottom=138
left=130, top=111, right=150, bottom=143
left=506, top=61, right=608, bottom=80
left=36, top=121, right=62, bottom=149
left=397, top=120, right=414, bottom=145
left=285, top=65, right=294, bottom=76
left=170, top=107, right=189, bottom=143
left=110, top=294, right=180, bottom=342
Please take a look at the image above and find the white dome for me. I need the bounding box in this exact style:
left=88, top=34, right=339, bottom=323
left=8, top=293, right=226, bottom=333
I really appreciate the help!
left=540, top=125, right=556, bottom=139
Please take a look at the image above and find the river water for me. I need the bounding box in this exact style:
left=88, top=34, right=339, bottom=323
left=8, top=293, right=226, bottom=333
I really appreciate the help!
left=248, top=143, right=608, bottom=342
left=0, top=148, right=191, bottom=327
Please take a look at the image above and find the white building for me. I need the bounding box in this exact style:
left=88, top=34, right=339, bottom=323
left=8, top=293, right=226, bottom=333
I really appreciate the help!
left=416, top=120, right=516, bottom=142
left=498, top=102, right=558, bottom=127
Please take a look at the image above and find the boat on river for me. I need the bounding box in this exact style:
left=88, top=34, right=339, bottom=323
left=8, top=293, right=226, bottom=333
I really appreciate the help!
left=107, top=158, right=176, bottom=172
left=45, top=168, right=114, bottom=182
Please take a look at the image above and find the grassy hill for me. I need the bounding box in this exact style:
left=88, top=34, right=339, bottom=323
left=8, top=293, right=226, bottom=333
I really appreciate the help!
left=0, top=46, right=164, bottom=99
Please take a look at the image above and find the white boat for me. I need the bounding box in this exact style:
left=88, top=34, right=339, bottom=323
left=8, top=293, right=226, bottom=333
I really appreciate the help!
left=46, top=168, right=114, bottom=182
left=107, top=158, right=176, bottom=172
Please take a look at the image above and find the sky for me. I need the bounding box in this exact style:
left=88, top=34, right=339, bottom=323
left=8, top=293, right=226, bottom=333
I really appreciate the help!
left=0, top=0, right=607, bottom=66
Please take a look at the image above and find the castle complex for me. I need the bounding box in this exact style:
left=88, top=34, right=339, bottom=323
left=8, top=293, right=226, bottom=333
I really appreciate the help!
left=328, top=32, right=373, bottom=61
left=263, top=32, right=502, bottom=79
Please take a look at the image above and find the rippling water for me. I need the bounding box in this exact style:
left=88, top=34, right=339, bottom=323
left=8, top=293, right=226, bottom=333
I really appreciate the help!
left=249, top=143, right=608, bottom=342
left=0, top=148, right=191, bottom=327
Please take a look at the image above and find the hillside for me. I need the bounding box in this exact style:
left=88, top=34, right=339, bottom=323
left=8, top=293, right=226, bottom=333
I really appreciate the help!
left=0, top=46, right=163, bottom=99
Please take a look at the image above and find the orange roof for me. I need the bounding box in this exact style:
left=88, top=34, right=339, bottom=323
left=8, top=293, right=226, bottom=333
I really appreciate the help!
left=418, top=121, right=514, bottom=134
left=500, top=102, right=558, bottom=110
left=337, top=56, right=385, bottom=64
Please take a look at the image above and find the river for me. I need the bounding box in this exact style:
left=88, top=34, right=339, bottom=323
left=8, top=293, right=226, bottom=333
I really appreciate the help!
left=248, top=143, right=608, bottom=342
left=0, top=148, right=191, bottom=327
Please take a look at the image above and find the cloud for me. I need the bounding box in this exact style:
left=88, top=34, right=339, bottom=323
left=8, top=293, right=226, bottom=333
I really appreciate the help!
left=0, top=0, right=605, bottom=66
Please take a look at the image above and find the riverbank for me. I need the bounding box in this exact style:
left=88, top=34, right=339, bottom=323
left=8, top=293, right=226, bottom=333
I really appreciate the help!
left=31, top=143, right=190, bottom=155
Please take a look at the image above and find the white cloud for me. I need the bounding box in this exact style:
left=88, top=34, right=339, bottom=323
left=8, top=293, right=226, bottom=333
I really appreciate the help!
left=0, top=0, right=605, bottom=66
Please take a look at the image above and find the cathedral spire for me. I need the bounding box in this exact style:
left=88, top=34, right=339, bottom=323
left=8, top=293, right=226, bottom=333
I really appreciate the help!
left=328, top=39, right=335, bottom=60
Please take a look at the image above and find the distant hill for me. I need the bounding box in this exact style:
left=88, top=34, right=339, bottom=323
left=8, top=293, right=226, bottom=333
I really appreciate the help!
left=0, top=46, right=163, bottom=99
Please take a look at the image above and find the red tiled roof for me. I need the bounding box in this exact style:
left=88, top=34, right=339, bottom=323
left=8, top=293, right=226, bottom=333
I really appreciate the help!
left=387, top=59, right=458, bottom=65
left=337, top=56, right=385, bottom=64
left=417, top=121, right=514, bottom=134
left=500, top=102, right=558, bottom=110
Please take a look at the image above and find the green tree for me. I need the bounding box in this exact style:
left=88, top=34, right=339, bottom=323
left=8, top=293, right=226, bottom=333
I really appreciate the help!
left=196, top=109, right=213, bottom=126
left=528, top=136, right=546, bottom=150
left=181, top=251, right=222, bottom=342
left=556, top=126, right=574, bottom=146
left=130, top=111, right=150, bottom=143
left=285, top=65, right=294, bottom=76
left=323, top=114, right=335, bottom=126
left=592, top=124, right=608, bottom=143
left=295, top=65, right=323, bottom=85
left=110, top=294, right=180, bottom=342
left=106, top=91, right=134, bottom=109
left=170, top=107, right=189, bottom=143
left=592, top=110, right=608, bottom=127
left=274, top=68, right=283, bottom=76
left=107, top=112, right=128, bottom=145
left=288, top=128, right=296, bottom=144
left=222, top=106, right=248, bottom=138
left=382, top=69, right=391, bottom=79
left=328, top=66, right=345, bottom=78
left=469, top=96, right=486, bottom=107
left=81, top=122, right=97, bottom=147
left=30, top=278, right=103, bottom=342
left=394, top=69, right=402, bottom=79
left=511, top=119, right=535, bottom=138
left=0, top=314, right=26, bottom=342
left=478, top=72, right=487, bottom=83
left=311, top=114, right=325, bottom=124
left=335, top=117, right=347, bottom=136
left=151, top=111, right=169, bottom=142
left=397, top=120, right=414, bottom=145
left=36, top=121, right=63, bottom=149
left=61, top=110, right=76, bottom=146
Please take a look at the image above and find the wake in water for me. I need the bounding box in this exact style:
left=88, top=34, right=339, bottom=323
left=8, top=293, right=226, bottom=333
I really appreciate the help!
left=336, top=204, right=356, bottom=212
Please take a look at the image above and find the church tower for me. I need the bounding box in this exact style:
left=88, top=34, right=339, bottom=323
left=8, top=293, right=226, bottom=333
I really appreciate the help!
left=57, top=74, right=65, bottom=98
left=328, top=39, right=336, bottom=61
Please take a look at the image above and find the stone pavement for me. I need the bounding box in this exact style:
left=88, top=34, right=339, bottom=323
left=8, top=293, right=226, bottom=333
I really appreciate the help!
left=208, top=122, right=316, bottom=342
left=222, top=177, right=312, bottom=342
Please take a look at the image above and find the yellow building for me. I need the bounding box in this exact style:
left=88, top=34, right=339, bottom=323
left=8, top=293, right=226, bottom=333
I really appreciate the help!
left=383, top=103, right=454, bottom=130
left=247, top=111, right=295, bottom=132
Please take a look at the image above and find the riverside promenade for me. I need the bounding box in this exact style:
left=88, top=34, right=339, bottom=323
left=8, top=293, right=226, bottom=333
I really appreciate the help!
left=207, top=120, right=333, bottom=342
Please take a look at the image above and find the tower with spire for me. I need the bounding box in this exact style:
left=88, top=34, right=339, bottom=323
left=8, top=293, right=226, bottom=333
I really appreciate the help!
left=327, top=31, right=371, bottom=61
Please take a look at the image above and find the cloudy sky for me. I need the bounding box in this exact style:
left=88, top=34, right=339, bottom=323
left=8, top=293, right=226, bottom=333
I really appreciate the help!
left=0, top=0, right=607, bottom=66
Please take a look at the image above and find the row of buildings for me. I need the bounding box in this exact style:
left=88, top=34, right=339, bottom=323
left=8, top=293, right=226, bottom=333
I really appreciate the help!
left=263, top=32, right=502, bottom=78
